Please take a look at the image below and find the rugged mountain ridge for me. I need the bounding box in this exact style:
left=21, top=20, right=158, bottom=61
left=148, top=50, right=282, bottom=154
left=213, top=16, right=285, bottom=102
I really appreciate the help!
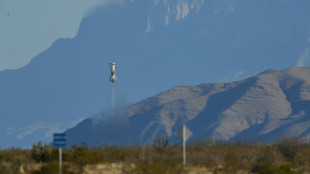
left=66, top=67, right=310, bottom=146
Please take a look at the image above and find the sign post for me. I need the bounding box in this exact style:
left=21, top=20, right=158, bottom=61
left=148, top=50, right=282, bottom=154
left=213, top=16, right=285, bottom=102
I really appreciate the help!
left=53, top=133, right=66, bottom=174
left=59, top=147, right=62, bottom=174
left=175, top=124, right=192, bottom=167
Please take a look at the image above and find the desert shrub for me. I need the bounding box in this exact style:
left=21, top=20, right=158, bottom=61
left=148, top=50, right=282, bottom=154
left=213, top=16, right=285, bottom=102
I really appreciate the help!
left=135, top=158, right=184, bottom=174
left=0, top=152, right=3, bottom=162
left=102, top=146, right=125, bottom=162
left=294, top=145, right=310, bottom=168
left=187, top=146, right=216, bottom=167
left=190, top=138, right=215, bottom=150
left=188, top=138, right=217, bottom=166
left=31, top=162, right=77, bottom=174
left=0, top=148, right=28, bottom=162
left=13, top=156, right=25, bottom=166
left=31, top=142, right=54, bottom=162
left=125, top=146, right=141, bottom=163
left=70, top=145, right=89, bottom=173
left=152, top=135, right=169, bottom=153
left=0, top=148, right=30, bottom=174
left=6, top=138, right=310, bottom=173
left=253, top=145, right=283, bottom=166
left=0, top=163, right=10, bottom=174
left=252, top=162, right=295, bottom=174
left=276, top=137, right=304, bottom=162
left=9, top=155, right=26, bottom=173
left=219, top=144, right=256, bottom=171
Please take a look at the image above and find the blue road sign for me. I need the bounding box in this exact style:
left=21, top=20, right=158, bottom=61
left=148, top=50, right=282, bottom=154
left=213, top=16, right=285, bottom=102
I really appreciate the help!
left=53, top=133, right=66, bottom=147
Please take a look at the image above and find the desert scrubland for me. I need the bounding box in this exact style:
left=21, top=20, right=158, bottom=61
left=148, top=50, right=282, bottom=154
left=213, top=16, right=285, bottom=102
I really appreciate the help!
left=2, top=137, right=310, bottom=174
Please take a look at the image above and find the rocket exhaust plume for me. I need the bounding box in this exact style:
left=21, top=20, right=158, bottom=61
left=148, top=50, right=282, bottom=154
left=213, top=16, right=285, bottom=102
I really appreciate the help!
left=112, top=85, right=115, bottom=109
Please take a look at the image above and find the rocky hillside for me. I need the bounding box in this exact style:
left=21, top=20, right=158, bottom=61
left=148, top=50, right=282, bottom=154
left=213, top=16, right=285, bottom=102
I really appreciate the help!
left=66, top=67, right=310, bottom=146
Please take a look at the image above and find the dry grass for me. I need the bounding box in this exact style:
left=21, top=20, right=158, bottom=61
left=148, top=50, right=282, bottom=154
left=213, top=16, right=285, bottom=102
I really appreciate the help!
left=1, top=137, right=310, bottom=173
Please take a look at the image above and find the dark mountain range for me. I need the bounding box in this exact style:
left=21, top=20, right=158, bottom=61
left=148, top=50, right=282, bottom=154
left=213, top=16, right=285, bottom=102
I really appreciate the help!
left=66, top=67, right=310, bottom=146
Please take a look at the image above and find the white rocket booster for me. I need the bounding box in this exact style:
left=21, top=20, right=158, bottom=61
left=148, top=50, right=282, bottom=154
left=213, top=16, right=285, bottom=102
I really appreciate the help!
left=110, top=62, right=117, bottom=83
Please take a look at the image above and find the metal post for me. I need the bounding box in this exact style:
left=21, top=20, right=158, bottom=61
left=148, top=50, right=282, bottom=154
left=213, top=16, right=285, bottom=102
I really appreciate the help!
left=183, top=124, right=186, bottom=167
left=59, top=147, right=62, bottom=174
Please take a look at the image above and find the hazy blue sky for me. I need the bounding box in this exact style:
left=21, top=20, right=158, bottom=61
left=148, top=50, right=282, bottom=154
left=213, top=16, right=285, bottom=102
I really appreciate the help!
left=0, top=0, right=116, bottom=71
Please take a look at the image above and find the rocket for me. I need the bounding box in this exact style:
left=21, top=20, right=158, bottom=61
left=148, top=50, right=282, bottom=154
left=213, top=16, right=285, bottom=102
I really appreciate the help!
left=109, top=62, right=117, bottom=83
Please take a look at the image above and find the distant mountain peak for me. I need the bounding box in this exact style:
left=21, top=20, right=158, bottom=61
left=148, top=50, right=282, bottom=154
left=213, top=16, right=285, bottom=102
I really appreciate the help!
left=138, top=0, right=205, bottom=29
left=65, top=67, right=310, bottom=146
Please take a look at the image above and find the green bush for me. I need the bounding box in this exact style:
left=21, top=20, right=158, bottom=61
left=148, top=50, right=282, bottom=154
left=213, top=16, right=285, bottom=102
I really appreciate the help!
left=252, top=162, right=295, bottom=174
left=31, top=142, right=54, bottom=162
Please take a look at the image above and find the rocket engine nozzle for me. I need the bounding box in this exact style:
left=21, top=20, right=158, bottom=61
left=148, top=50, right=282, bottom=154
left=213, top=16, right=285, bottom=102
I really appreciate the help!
left=110, top=75, right=117, bottom=82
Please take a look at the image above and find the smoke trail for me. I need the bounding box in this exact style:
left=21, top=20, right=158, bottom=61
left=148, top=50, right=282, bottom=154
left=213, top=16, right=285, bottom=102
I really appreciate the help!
left=112, top=84, right=115, bottom=109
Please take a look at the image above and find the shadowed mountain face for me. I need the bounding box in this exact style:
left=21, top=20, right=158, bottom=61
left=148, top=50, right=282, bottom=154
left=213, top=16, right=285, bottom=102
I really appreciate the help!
left=66, top=67, right=310, bottom=146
